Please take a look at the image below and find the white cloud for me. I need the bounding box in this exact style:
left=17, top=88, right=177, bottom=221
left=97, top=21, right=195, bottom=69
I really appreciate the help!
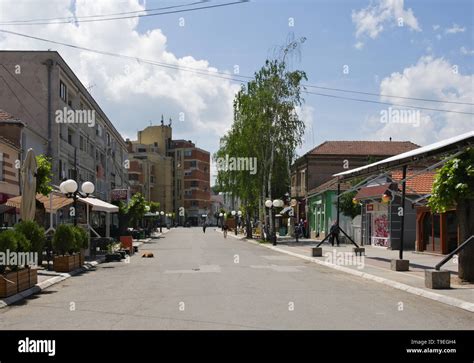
left=445, top=23, right=466, bottom=34
left=354, top=41, right=364, bottom=50
left=432, top=24, right=440, bottom=31
left=366, top=56, right=473, bottom=145
left=0, top=0, right=240, bottom=153
left=460, top=46, right=474, bottom=55
left=352, top=0, right=421, bottom=40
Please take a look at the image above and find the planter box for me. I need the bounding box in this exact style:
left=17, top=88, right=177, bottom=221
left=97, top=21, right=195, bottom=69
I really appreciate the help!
left=53, top=254, right=81, bottom=272
left=0, top=268, right=38, bottom=298
left=120, top=236, right=133, bottom=255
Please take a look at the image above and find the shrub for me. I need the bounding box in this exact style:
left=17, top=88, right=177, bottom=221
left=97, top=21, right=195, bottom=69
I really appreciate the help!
left=52, top=224, right=76, bottom=255
left=0, top=230, right=18, bottom=273
left=14, top=220, right=45, bottom=254
left=72, top=226, right=88, bottom=251
left=0, top=230, right=30, bottom=272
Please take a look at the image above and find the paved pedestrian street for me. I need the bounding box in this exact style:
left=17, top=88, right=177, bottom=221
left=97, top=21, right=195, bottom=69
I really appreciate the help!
left=0, top=228, right=472, bottom=330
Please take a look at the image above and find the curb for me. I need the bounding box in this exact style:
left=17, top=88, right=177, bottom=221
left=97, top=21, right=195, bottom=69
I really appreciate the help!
left=236, top=235, right=474, bottom=313
left=0, top=258, right=104, bottom=309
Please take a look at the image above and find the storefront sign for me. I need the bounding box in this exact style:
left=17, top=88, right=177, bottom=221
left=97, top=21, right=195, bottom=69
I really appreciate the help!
left=111, top=189, right=128, bottom=201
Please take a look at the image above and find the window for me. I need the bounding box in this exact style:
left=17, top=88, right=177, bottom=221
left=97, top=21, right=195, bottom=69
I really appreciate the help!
left=184, top=150, right=192, bottom=157
left=60, top=81, right=67, bottom=102
left=0, top=152, right=4, bottom=181
left=79, top=135, right=85, bottom=151
left=96, top=124, right=103, bottom=137
left=190, top=180, right=198, bottom=187
left=129, top=174, right=139, bottom=181
left=190, top=160, right=197, bottom=168
left=68, top=169, right=76, bottom=180
left=138, top=148, right=146, bottom=153
left=67, top=129, right=74, bottom=145
left=106, top=132, right=111, bottom=146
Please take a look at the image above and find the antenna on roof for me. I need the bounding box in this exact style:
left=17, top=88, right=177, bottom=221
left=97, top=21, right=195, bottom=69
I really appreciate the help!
left=169, top=117, right=172, bottom=127
left=161, top=114, right=164, bottom=126
left=389, top=137, right=392, bottom=142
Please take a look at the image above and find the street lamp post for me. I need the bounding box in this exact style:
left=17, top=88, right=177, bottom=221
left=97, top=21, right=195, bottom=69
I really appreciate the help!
left=231, top=210, right=237, bottom=235
left=265, top=199, right=283, bottom=246
left=59, top=180, right=95, bottom=226
left=219, top=213, right=224, bottom=230
left=237, top=210, right=242, bottom=235
left=160, top=211, right=164, bottom=233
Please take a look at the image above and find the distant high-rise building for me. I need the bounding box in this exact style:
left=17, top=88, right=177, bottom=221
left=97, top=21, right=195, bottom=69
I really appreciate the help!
left=129, top=124, right=211, bottom=225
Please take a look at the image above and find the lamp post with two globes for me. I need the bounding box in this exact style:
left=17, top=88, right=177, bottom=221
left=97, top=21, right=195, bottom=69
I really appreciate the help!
left=59, top=179, right=95, bottom=226
left=265, top=199, right=284, bottom=246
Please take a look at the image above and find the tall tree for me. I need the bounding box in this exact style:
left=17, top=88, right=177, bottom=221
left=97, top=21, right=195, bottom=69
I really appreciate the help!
left=216, top=39, right=307, bottom=238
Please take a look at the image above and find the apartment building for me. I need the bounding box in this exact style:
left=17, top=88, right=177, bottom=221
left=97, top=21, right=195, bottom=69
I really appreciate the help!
left=126, top=139, right=173, bottom=212
left=0, top=51, right=128, bottom=201
left=129, top=122, right=211, bottom=225
left=169, top=139, right=210, bottom=225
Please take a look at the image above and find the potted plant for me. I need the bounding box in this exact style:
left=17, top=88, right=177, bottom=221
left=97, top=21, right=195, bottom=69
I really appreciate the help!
left=0, top=229, right=38, bottom=297
left=105, top=240, right=122, bottom=262
left=14, top=220, right=46, bottom=268
left=72, top=226, right=88, bottom=266
left=52, top=224, right=80, bottom=272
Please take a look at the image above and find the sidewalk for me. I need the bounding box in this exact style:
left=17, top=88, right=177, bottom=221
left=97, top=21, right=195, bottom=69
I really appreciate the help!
left=0, top=256, right=105, bottom=309
left=225, top=231, right=474, bottom=313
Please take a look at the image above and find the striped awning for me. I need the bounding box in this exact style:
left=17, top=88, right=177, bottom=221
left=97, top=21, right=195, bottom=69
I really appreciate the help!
left=6, top=193, right=73, bottom=213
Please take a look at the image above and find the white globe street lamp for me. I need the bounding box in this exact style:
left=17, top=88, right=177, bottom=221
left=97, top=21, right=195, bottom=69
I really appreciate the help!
left=81, top=181, right=95, bottom=195
left=59, top=178, right=95, bottom=226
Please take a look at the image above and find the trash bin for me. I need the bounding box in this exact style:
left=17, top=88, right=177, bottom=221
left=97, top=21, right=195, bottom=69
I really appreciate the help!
left=279, top=227, right=287, bottom=236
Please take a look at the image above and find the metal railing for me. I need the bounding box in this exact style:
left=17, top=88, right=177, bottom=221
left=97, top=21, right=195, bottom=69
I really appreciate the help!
left=435, top=235, right=474, bottom=271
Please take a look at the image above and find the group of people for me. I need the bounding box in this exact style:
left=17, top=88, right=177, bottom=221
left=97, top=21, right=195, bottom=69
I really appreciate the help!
left=201, top=217, right=341, bottom=246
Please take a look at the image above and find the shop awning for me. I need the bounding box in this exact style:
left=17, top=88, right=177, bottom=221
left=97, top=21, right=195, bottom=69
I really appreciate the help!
left=78, top=197, right=119, bottom=213
left=354, top=184, right=392, bottom=200
left=6, top=193, right=73, bottom=213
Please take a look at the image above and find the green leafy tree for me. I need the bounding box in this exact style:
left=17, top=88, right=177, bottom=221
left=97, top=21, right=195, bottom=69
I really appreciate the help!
left=338, top=190, right=362, bottom=219
left=128, top=193, right=147, bottom=228
left=148, top=201, right=161, bottom=214
left=216, top=38, right=307, bottom=238
left=35, top=154, right=53, bottom=196
left=428, top=148, right=474, bottom=282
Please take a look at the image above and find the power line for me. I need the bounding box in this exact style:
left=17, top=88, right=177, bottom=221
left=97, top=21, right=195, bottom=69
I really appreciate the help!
left=1, top=29, right=472, bottom=108
left=0, top=29, right=472, bottom=115
left=302, top=90, right=474, bottom=115
left=0, top=1, right=206, bottom=24
left=304, top=84, right=473, bottom=106
left=0, top=1, right=248, bottom=26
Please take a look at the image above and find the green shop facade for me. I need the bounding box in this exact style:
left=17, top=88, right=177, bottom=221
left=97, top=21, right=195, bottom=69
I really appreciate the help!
left=307, top=178, right=352, bottom=240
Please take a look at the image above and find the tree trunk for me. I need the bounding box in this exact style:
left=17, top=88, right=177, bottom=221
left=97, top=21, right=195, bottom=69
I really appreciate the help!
left=457, top=198, right=474, bottom=282
left=268, top=143, right=275, bottom=241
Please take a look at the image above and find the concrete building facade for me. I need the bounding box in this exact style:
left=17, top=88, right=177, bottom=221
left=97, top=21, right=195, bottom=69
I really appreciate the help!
left=0, top=51, right=128, bottom=202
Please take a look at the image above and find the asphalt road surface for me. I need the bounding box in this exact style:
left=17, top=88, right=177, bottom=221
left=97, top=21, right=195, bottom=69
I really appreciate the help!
left=1, top=227, right=473, bottom=329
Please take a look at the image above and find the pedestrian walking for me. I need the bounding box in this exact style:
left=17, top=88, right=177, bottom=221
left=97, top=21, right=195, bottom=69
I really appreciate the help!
left=329, top=221, right=340, bottom=247
left=223, top=223, right=229, bottom=238
left=202, top=222, right=207, bottom=233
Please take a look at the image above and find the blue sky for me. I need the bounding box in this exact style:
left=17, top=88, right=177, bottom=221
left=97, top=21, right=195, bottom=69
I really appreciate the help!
left=136, top=0, right=473, bottom=151
left=0, top=0, right=473, bottom=176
